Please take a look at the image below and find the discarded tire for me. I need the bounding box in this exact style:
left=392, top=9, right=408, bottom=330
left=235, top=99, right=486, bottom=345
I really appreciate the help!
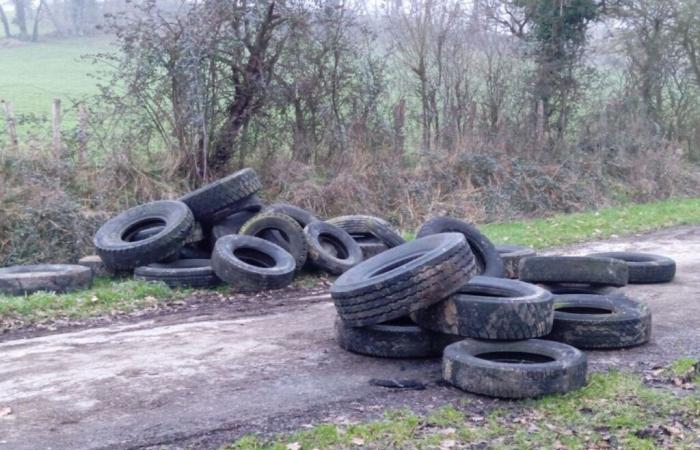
left=304, top=221, right=363, bottom=274
left=134, top=259, right=221, bottom=288
left=266, top=203, right=319, bottom=228
left=417, top=216, right=505, bottom=277
left=442, top=339, right=587, bottom=399
left=546, top=293, right=651, bottom=349
left=78, top=255, right=110, bottom=277
left=212, top=235, right=295, bottom=292
left=496, top=244, right=536, bottom=279
left=0, top=264, right=93, bottom=295
left=540, top=283, right=618, bottom=296
left=335, top=316, right=458, bottom=358
left=239, top=212, right=308, bottom=270
left=357, top=238, right=390, bottom=259
left=180, top=168, right=262, bottom=223
left=94, top=200, right=194, bottom=270
left=331, top=233, right=477, bottom=327
left=208, top=194, right=264, bottom=224
left=519, top=256, right=628, bottom=287
left=210, top=209, right=259, bottom=245
left=587, top=252, right=675, bottom=284
left=327, top=215, right=405, bottom=248
left=412, top=276, right=553, bottom=340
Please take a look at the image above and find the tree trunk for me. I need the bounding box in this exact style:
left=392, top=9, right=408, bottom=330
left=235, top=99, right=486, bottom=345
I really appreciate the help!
left=31, top=0, right=44, bottom=42
left=0, top=4, right=12, bottom=38
left=12, top=0, right=29, bottom=40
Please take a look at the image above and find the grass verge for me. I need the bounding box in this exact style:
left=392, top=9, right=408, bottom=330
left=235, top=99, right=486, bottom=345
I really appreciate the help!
left=226, top=369, right=700, bottom=450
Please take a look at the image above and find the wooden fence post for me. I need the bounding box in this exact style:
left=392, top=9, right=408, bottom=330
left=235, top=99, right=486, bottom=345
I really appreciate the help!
left=2, top=100, right=19, bottom=153
left=52, top=98, right=62, bottom=158
left=78, top=103, right=89, bottom=165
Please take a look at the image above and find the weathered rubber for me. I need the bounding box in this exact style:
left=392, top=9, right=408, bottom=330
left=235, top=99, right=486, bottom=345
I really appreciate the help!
left=326, top=215, right=405, bottom=248
left=335, top=316, right=459, bottom=358
left=519, top=256, right=629, bottom=287
left=587, top=252, right=676, bottom=284
left=210, top=209, right=259, bottom=246
left=0, top=264, right=93, bottom=295
left=358, top=239, right=389, bottom=258
left=331, top=233, right=477, bottom=327
left=304, top=221, right=363, bottom=275
left=411, top=276, right=553, bottom=340
left=496, top=244, right=536, bottom=279
left=211, top=235, right=295, bottom=292
left=540, top=283, right=618, bottom=296
left=134, top=259, right=221, bottom=288
left=546, top=293, right=651, bottom=349
left=417, top=216, right=505, bottom=277
left=239, top=212, right=308, bottom=271
left=94, top=200, right=194, bottom=270
left=78, top=255, right=110, bottom=277
left=442, top=339, right=587, bottom=399
left=180, top=168, right=262, bottom=223
left=207, top=194, right=264, bottom=224
left=265, top=203, right=319, bottom=228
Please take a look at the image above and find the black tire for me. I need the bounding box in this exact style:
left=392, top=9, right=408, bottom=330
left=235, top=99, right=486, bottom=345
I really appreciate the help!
left=94, top=200, right=194, bottom=270
left=326, top=215, right=405, bottom=248
left=265, top=203, right=319, bottom=228
left=519, top=256, right=629, bottom=287
left=335, top=316, right=457, bottom=358
left=0, top=264, right=93, bottom=295
left=134, top=222, right=204, bottom=245
left=179, top=168, right=262, bottom=223
left=134, top=259, right=221, bottom=288
left=211, top=235, right=295, bottom=292
left=239, top=212, right=308, bottom=270
left=210, top=210, right=259, bottom=245
left=546, top=293, right=651, bottom=349
left=358, top=239, right=389, bottom=259
left=208, top=194, right=264, bottom=225
left=417, top=216, right=505, bottom=277
left=331, top=233, right=477, bottom=327
left=411, top=276, right=553, bottom=340
left=540, top=283, right=618, bottom=296
left=587, top=252, right=676, bottom=284
left=442, top=339, right=587, bottom=399
left=304, top=221, right=363, bottom=275
left=496, top=244, right=536, bottom=279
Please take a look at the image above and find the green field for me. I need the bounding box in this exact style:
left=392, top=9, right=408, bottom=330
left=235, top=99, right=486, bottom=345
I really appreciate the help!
left=0, top=37, right=112, bottom=135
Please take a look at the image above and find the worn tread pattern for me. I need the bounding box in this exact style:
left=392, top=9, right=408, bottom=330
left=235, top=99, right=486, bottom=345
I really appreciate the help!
left=326, top=215, right=405, bottom=248
left=180, top=169, right=262, bottom=223
left=587, top=251, right=675, bottom=284
left=134, top=259, right=221, bottom=288
left=519, top=256, right=629, bottom=287
left=496, top=244, right=536, bottom=279
left=0, top=264, right=93, bottom=295
left=265, top=203, right=319, bottom=228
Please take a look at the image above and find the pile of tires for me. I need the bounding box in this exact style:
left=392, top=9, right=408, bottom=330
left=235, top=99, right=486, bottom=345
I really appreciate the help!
left=331, top=215, right=674, bottom=399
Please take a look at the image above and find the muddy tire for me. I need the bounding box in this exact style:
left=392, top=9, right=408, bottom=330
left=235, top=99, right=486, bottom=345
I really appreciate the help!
left=587, top=252, right=675, bottom=284
left=78, top=255, right=110, bottom=278
left=134, top=259, right=221, bottom=288
left=0, top=264, right=93, bottom=295
left=331, top=233, right=477, bottom=327
left=304, top=221, right=363, bottom=275
left=265, top=203, right=319, bottom=228
left=540, top=283, right=619, bottom=296
left=358, top=239, right=390, bottom=259
left=519, top=256, right=628, bottom=287
left=496, top=244, right=536, bottom=279
left=94, top=200, right=194, bottom=270
left=442, top=339, right=587, bottom=399
left=335, top=316, right=456, bottom=358
left=411, top=276, right=553, bottom=340
left=212, top=235, right=295, bottom=292
left=417, top=216, right=505, bottom=277
left=179, top=168, right=262, bottom=223
left=546, top=293, right=651, bottom=349
left=326, top=215, right=405, bottom=248
left=239, top=212, right=308, bottom=271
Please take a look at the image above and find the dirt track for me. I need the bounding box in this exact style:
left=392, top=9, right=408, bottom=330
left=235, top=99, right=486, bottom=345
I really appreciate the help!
left=1, top=226, right=700, bottom=450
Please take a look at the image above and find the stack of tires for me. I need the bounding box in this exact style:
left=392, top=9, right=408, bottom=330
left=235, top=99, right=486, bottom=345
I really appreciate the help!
left=331, top=216, right=675, bottom=399
left=89, top=168, right=406, bottom=293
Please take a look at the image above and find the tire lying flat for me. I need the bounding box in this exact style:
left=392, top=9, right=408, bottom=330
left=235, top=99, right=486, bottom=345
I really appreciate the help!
left=212, top=235, right=295, bottom=292
left=546, top=293, right=651, bottom=349
left=331, top=232, right=477, bottom=327
left=417, top=216, right=505, bottom=277
left=412, top=276, right=553, bottom=340
left=539, top=283, right=619, bottom=296
left=442, top=339, right=587, bottom=399
left=304, top=221, right=363, bottom=274
left=519, top=256, right=629, bottom=287
left=180, top=168, right=262, bottom=223
left=326, top=215, right=405, bottom=248
left=335, top=316, right=458, bottom=358
left=496, top=244, right=536, bottom=279
left=0, top=264, right=93, bottom=295
left=587, top=251, right=675, bottom=284
left=94, top=200, right=194, bottom=270
left=134, top=259, right=221, bottom=288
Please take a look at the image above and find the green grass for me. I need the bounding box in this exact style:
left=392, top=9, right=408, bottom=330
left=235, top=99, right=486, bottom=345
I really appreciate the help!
left=0, top=277, right=184, bottom=324
left=0, top=37, right=112, bottom=133
left=226, top=369, right=700, bottom=449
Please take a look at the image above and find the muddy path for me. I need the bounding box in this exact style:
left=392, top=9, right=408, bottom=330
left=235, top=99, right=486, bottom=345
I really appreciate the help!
left=1, top=226, right=699, bottom=450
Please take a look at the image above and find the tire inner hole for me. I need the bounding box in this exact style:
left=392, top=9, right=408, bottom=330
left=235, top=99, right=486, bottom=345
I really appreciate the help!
left=382, top=316, right=414, bottom=326
left=371, top=253, right=423, bottom=277
left=556, top=306, right=613, bottom=315
left=319, top=234, right=348, bottom=259
left=122, top=219, right=167, bottom=242
left=475, top=351, right=555, bottom=364
left=233, top=247, right=276, bottom=268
